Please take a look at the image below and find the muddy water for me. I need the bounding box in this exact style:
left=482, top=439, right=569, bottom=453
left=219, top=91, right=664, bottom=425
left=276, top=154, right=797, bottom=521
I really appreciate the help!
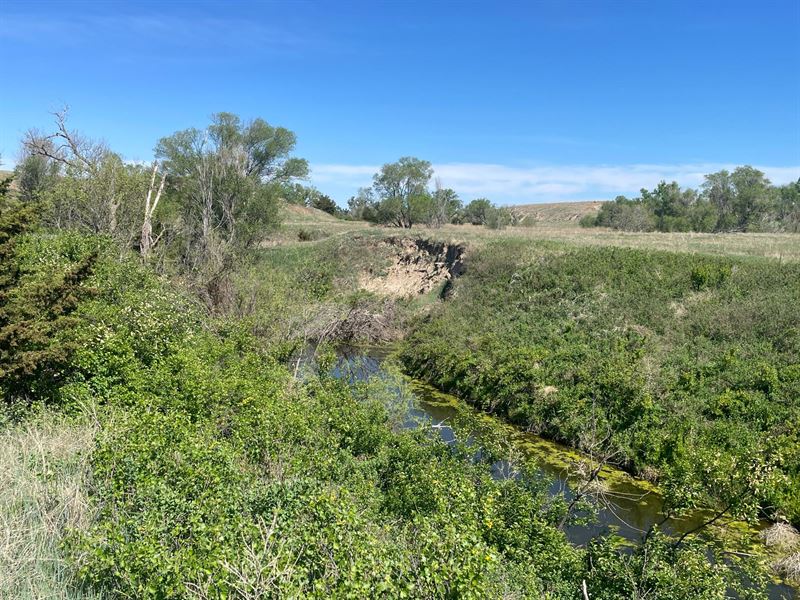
left=330, top=349, right=796, bottom=599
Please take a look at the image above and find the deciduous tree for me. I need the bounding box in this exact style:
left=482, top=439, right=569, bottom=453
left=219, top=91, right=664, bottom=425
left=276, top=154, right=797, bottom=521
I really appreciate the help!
left=155, top=112, right=308, bottom=307
left=371, top=157, right=433, bottom=228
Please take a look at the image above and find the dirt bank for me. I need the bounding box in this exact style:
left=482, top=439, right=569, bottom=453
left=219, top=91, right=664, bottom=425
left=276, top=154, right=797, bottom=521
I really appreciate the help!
left=360, top=237, right=465, bottom=298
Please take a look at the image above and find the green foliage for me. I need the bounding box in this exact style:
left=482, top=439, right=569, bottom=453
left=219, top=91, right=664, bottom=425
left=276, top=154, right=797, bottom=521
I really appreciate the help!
left=49, top=263, right=580, bottom=597
left=6, top=109, right=790, bottom=596
left=370, top=156, right=433, bottom=228
left=354, top=158, right=466, bottom=228
left=460, top=198, right=515, bottom=229
left=484, top=206, right=513, bottom=230
left=155, top=112, right=308, bottom=307
left=429, top=187, right=463, bottom=227
left=21, top=111, right=155, bottom=245
left=346, top=187, right=377, bottom=221
left=0, top=225, right=781, bottom=597
left=584, top=532, right=769, bottom=600
left=594, top=195, right=655, bottom=231
left=14, top=153, right=60, bottom=203
left=401, top=242, right=800, bottom=524
left=0, top=202, right=99, bottom=401
left=311, top=192, right=338, bottom=215
left=0, top=174, right=12, bottom=199
left=590, top=166, right=797, bottom=232
left=462, top=198, right=493, bottom=225
left=297, top=227, right=329, bottom=241
left=690, top=262, right=731, bottom=291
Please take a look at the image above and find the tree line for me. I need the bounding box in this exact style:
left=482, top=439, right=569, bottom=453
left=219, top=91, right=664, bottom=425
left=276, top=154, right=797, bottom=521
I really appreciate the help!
left=10, top=112, right=520, bottom=309
left=581, top=166, right=800, bottom=232
left=345, top=156, right=525, bottom=228
left=12, top=109, right=308, bottom=309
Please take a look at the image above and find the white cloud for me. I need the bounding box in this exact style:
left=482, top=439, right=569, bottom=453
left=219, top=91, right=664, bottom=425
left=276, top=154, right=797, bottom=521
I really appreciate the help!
left=0, top=13, right=316, bottom=55
left=309, top=162, right=800, bottom=204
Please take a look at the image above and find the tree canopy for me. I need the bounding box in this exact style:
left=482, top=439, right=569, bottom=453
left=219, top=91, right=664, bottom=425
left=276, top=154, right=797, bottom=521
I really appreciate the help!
left=584, top=166, right=799, bottom=233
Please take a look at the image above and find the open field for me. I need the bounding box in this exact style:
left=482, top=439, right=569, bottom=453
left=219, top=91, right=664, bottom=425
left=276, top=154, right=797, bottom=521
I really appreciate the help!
left=435, top=224, right=800, bottom=262
left=275, top=209, right=800, bottom=262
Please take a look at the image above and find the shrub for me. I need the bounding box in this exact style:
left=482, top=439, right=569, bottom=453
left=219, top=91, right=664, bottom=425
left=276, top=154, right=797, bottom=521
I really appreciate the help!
left=401, top=242, right=800, bottom=524
left=690, top=262, right=731, bottom=291
left=297, top=227, right=328, bottom=242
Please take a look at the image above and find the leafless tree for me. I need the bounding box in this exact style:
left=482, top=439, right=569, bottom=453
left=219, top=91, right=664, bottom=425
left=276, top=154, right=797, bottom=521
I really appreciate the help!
left=141, top=162, right=166, bottom=259
left=22, top=107, right=146, bottom=242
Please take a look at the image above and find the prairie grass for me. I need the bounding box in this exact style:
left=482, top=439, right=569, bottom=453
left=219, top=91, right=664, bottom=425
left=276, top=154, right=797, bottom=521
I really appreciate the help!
left=266, top=205, right=800, bottom=263
left=0, top=412, right=101, bottom=600
left=429, top=224, right=800, bottom=262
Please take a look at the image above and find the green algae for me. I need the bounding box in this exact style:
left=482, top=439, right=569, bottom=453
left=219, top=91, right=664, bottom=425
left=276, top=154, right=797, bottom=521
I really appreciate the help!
left=408, top=380, right=785, bottom=560
left=368, top=354, right=796, bottom=592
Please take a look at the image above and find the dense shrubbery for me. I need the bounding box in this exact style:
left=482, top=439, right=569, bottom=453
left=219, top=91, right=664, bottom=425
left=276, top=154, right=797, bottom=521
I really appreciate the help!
left=4, top=112, right=794, bottom=596
left=581, top=167, right=800, bottom=232
left=1, top=196, right=771, bottom=597
left=402, top=241, right=800, bottom=525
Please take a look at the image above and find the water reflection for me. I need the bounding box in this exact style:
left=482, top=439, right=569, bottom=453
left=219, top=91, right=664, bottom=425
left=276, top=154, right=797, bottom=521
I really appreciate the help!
left=322, top=348, right=794, bottom=599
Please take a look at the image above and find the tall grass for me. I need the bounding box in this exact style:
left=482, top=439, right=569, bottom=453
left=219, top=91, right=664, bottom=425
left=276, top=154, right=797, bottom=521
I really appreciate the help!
left=0, top=412, right=101, bottom=599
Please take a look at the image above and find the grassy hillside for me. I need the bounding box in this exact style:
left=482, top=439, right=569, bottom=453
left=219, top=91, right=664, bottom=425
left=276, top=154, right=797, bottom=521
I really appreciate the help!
left=282, top=203, right=342, bottom=223
left=401, top=239, right=800, bottom=526
left=513, top=200, right=604, bottom=226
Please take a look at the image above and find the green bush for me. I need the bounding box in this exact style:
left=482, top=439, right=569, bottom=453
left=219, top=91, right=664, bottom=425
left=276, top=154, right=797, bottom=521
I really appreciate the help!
left=402, top=242, right=800, bottom=524
left=297, top=227, right=328, bottom=242
left=690, top=262, right=732, bottom=290
left=1, top=221, right=781, bottom=597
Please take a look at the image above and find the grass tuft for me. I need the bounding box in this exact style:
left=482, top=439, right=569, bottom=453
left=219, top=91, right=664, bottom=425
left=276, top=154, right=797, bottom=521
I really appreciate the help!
left=0, top=412, right=101, bottom=600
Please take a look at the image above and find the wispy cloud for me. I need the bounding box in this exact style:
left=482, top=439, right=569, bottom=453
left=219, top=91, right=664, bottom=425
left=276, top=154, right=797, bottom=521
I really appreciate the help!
left=310, top=162, right=800, bottom=204
left=0, top=12, right=319, bottom=57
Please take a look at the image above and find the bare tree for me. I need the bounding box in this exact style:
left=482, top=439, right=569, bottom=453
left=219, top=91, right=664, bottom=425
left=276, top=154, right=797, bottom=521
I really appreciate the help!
left=141, top=162, right=166, bottom=259
left=23, top=107, right=107, bottom=174
left=22, top=107, right=147, bottom=243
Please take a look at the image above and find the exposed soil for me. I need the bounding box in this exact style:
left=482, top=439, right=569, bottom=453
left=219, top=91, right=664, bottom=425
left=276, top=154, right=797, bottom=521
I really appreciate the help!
left=360, top=237, right=465, bottom=299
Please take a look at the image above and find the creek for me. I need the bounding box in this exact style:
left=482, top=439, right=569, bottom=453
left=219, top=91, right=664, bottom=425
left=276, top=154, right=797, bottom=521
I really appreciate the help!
left=323, top=347, right=796, bottom=599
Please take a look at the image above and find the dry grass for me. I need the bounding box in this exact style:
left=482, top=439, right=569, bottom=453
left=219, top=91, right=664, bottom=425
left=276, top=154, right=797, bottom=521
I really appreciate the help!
left=0, top=413, right=101, bottom=600
left=271, top=200, right=800, bottom=263
left=774, top=552, right=800, bottom=582
left=408, top=224, right=800, bottom=262
left=512, top=200, right=604, bottom=226
left=281, top=204, right=341, bottom=223
left=761, top=522, right=800, bottom=550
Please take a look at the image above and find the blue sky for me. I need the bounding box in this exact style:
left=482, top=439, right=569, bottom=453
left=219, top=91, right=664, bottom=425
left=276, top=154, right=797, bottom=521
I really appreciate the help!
left=1, top=0, right=799, bottom=205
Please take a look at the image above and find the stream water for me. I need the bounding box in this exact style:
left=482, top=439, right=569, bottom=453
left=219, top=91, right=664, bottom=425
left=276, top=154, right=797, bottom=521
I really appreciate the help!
left=320, top=347, right=795, bottom=599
